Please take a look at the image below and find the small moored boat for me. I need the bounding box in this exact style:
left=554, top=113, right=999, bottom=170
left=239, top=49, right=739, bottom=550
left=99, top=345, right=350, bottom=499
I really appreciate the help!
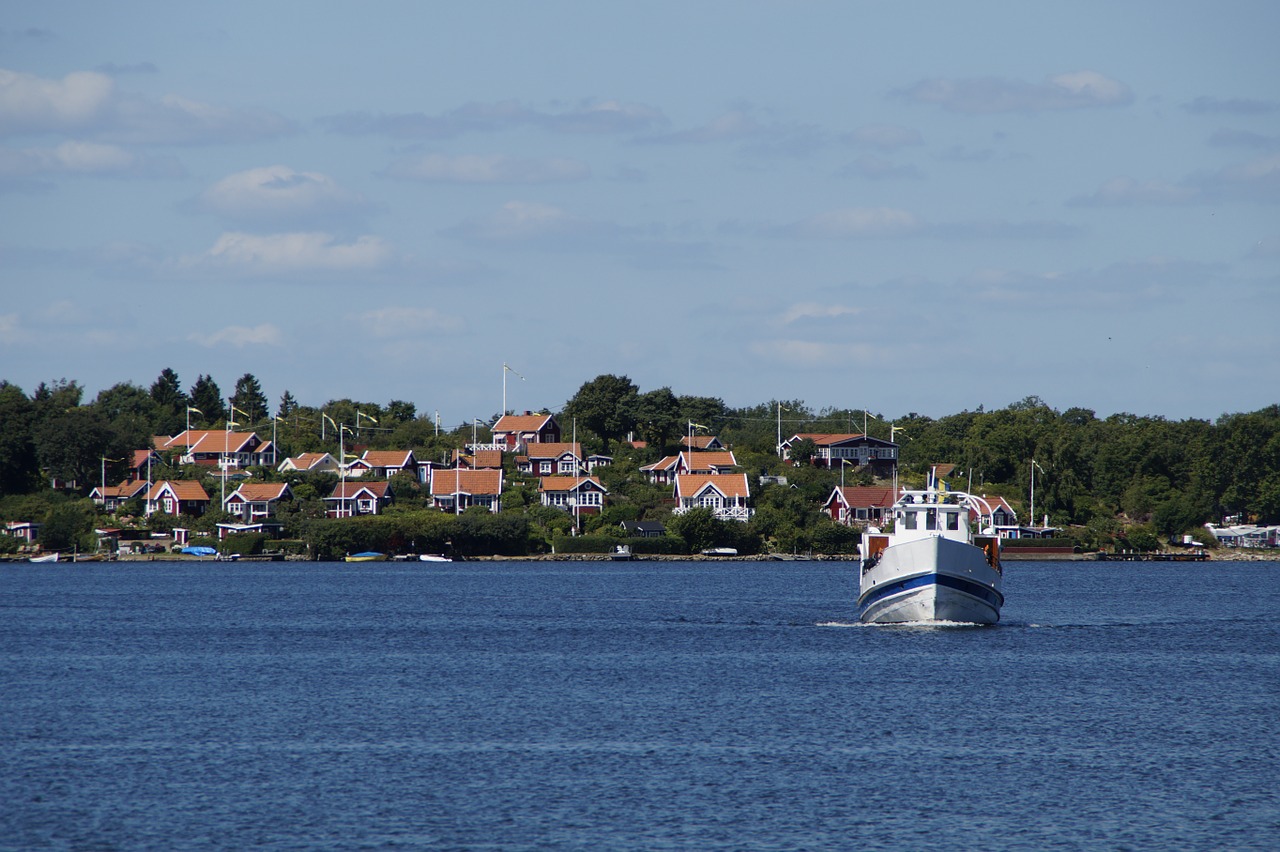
left=418, top=554, right=452, bottom=563
left=858, top=475, right=1003, bottom=624
left=345, top=552, right=387, bottom=562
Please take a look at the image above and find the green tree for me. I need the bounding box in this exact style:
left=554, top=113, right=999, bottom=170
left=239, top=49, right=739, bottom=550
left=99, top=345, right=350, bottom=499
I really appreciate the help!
left=0, top=382, right=38, bottom=495
left=232, top=373, right=269, bottom=424
left=277, top=390, right=299, bottom=418
left=33, top=407, right=111, bottom=488
left=188, top=375, right=226, bottom=424
left=632, top=387, right=681, bottom=451
left=149, top=368, right=185, bottom=434
left=563, top=374, right=639, bottom=451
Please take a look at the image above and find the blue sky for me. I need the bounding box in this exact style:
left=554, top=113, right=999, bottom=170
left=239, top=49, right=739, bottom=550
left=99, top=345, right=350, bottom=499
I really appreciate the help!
left=2, top=1, right=1277, bottom=425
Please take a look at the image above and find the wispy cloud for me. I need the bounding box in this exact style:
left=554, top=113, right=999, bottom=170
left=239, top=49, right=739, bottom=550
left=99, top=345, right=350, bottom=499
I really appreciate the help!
left=320, top=98, right=666, bottom=139
left=897, top=71, right=1132, bottom=114
left=781, top=303, right=862, bottom=324
left=842, top=124, right=923, bottom=151
left=1072, top=153, right=1280, bottom=206
left=359, top=306, right=464, bottom=337
left=0, top=67, right=294, bottom=144
left=0, top=140, right=183, bottom=177
left=444, top=201, right=621, bottom=245
left=1183, top=96, right=1280, bottom=116
left=188, top=323, right=284, bottom=348
left=182, top=231, right=394, bottom=274
left=193, top=165, right=372, bottom=223
left=385, top=152, right=590, bottom=184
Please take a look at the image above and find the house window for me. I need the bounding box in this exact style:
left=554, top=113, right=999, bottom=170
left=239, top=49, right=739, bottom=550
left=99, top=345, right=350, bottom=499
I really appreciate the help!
left=540, top=462, right=552, bottom=474
left=856, top=508, right=869, bottom=520
left=558, top=460, right=576, bottom=473
left=698, top=494, right=722, bottom=509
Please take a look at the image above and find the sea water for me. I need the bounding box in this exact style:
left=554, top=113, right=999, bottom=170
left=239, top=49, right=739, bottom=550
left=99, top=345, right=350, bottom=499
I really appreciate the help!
left=1, top=560, right=1276, bottom=850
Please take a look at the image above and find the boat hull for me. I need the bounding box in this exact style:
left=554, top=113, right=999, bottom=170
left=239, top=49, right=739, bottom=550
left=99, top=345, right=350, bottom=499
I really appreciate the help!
left=859, top=536, right=1002, bottom=624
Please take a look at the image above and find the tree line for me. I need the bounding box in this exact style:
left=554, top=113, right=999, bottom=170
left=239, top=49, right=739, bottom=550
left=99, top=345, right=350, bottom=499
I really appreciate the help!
left=1, top=369, right=1277, bottom=556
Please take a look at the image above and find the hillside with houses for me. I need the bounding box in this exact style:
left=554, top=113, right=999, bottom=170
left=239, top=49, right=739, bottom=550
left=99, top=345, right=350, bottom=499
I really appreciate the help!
left=1, top=371, right=1278, bottom=559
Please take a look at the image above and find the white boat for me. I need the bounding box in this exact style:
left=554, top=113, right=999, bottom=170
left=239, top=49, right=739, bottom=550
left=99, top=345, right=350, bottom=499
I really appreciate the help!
left=858, top=479, right=1003, bottom=624
left=28, top=552, right=60, bottom=563
left=610, top=545, right=633, bottom=561
left=418, top=554, right=452, bottom=562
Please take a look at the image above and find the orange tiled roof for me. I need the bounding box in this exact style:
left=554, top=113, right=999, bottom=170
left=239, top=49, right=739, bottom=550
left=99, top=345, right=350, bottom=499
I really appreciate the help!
left=471, top=449, right=503, bottom=469
left=675, top=473, right=751, bottom=499
left=682, top=450, right=738, bottom=470
left=537, top=476, right=606, bottom=493
left=522, top=442, right=582, bottom=460
left=681, top=435, right=719, bottom=449
left=361, top=450, right=415, bottom=467
left=148, top=480, right=210, bottom=501
left=430, top=468, right=502, bottom=496
left=493, top=413, right=554, bottom=432
left=640, top=455, right=681, bottom=472
left=328, top=480, right=391, bottom=499
left=789, top=433, right=866, bottom=447
left=229, top=483, right=290, bottom=502
left=830, top=486, right=898, bottom=508
left=187, top=431, right=261, bottom=454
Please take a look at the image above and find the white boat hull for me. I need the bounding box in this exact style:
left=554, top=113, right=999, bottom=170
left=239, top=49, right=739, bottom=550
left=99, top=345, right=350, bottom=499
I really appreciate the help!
left=859, top=535, right=1003, bottom=624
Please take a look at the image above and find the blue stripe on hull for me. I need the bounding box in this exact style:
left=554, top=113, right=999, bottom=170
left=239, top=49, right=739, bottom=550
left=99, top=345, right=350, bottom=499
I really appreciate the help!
left=859, top=571, right=1003, bottom=617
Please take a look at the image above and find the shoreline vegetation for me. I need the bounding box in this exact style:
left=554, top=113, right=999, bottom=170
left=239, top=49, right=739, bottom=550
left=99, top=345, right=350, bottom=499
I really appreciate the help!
left=2, top=371, right=1279, bottom=562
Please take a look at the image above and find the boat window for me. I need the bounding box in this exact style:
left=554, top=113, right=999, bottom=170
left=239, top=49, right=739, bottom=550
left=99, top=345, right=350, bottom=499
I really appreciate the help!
left=901, top=510, right=918, bottom=530
left=946, top=511, right=961, bottom=531
left=925, top=509, right=937, bottom=530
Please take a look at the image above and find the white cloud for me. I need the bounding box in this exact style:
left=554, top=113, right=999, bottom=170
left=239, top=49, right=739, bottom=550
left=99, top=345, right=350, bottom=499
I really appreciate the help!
left=1070, top=177, right=1197, bottom=207
left=320, top=98, right=666, bottom=139
left=188, top=323, right=284, bottom=347
left=386, top=152, right=589, bottom=183
left=0, top=312, right=19, bottom=343
left=197, top=165, right=369, bottom=220
left=0, top=140, right=182, bottom=177
left=898, top=71, right=1133, bottom=113
left=782, top=303, right=862, bottom=324
left=359, top=306, right=464, bottom=337
left=0, top=66, right=293, bottom=144
left=0, top=68, right=114, bottom=133
left=189, top=231, right=393, bottom=273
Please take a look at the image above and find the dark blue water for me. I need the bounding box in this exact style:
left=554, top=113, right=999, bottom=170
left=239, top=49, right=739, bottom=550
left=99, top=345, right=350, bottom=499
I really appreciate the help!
left=2, top=560, right=1277, bottom=850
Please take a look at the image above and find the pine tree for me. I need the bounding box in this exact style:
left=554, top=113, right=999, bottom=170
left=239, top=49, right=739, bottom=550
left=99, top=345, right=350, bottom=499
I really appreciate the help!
left=232, top=373, right=268, bottom=424
left=188, top=375, right=226, bottom=424
left=277, top=390, right=298, bottom=418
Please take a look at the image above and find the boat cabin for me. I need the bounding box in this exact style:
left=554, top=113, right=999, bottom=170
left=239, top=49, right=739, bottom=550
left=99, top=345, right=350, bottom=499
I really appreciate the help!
left=891, top=492, right=972, bottom=544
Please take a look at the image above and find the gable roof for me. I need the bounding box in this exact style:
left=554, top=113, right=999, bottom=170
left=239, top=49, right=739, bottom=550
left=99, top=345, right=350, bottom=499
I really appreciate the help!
left=492, top=413, right=556, bottom=433
left=280, top=452, right=337, bottom=471
left=681, top=435, right=722, bottom=449
left=360, top=450, right=416, bottom=467
left=640, top=455, right=681, bottom=473
left=826, top=485, right=898, bottom=509
left=186, top=431, right=263, bottom=455
left=327, top=480, right=392, bottom=500
left=227, top=482, right=291, bottom=502
left=93, top=480, right=151, bottom=500
left=148, top=480, right=210, bottom=502
left=681, top=450, right=738, bottom=470
left=538, top=476, right=607, bottom=494
left=430, top=468, right=503, bottom=496
left=522, top=442, right=583, bottom=461
left=674, top=473, right=751, bottom=500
